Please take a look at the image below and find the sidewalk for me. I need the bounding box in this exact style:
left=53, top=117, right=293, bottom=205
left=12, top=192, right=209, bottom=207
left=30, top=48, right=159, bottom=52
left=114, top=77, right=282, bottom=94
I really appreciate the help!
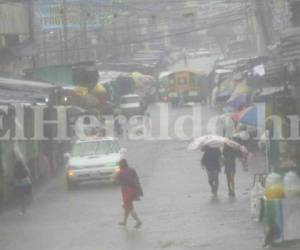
left=0, top=168, right=64, bottom=215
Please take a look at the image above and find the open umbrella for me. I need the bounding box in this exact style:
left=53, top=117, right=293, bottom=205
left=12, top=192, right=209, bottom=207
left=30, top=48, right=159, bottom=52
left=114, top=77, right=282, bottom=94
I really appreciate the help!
left=131, top=72, right=145, bottom=87
left=188, top=135, right=245, bottom=152
left=188, top=135, right=249, bottom=168
left=231, top=103, right=265, bottom=127
left=217, top=89, right=232, bottom=98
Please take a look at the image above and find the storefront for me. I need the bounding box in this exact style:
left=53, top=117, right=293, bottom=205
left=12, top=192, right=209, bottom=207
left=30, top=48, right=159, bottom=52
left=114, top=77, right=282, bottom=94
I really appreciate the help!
left=252, top=64, right=300, bottom=247
left=0, top=77, right=58, bottom=207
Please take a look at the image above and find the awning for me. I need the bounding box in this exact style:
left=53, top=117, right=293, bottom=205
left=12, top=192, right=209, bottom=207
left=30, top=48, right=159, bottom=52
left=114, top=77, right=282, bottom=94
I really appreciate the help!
left=227, top=81, right=252, bottom=99
left=231, top=103, right=266, bottom=127
left=253, top=86, right=286, bottom=102
left=0, top=77, right=56, bottom=93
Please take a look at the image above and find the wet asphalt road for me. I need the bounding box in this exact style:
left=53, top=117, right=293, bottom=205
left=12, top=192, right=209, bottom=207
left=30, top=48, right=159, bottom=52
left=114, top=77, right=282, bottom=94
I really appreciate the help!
left=0, top=56, right=286, bottom=250
left=0, top=104, right=267, bottom=250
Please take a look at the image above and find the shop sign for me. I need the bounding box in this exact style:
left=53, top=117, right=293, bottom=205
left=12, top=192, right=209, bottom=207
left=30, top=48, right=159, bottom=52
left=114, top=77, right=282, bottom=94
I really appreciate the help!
left=36, top=0, right=117, bottom=30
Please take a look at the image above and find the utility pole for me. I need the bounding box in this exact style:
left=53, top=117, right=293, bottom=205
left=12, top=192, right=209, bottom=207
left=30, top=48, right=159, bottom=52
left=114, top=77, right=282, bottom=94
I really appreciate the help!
left=62, top=0, right=69, bottom=64
left=27, top=0, right=36, bottom=68
left=251, top=0, right=268, bottom=55
left=42, top=30, right=48, bottom=65
left=125, top=10, right=131, bottom=56
left=80, top=1, right=88, bottom=62
left=244, top=0, right=255, bottom=53
left=112, top=12, right=118, bottom=58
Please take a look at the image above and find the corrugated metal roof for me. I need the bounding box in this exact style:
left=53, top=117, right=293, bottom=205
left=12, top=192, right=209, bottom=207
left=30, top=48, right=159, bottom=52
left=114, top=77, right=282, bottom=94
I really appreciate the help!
left=0, top=77, right=56, bottom=93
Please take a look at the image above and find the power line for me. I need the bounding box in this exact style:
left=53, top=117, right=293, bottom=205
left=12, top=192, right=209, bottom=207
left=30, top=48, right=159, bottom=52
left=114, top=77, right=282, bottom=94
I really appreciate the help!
left=40, top=13, right=244, bottom=53
left=37, top=5, right=245, bottom=34
left=39, top=7, right=246, bottom=50
left=114, top=17, right=244, bottom=46
left=34, top=0, right=249, bottom=63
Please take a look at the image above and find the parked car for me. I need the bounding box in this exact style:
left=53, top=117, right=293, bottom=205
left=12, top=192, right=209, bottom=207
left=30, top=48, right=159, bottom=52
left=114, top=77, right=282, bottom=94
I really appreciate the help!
left=119, top=94, right=146, bottom=117
left=65, top=137, right=126, bottom=189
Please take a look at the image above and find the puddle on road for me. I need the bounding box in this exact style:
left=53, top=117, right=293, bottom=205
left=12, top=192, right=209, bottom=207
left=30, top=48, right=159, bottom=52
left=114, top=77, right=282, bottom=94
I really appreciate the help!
left=158, top=240, right=211, bottom=249
left=158, top=240, right=186, bottom=249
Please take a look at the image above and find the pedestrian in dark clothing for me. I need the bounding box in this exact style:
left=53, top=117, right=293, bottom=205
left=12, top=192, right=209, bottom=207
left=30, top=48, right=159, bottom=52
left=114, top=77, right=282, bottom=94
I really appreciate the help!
left=114, top=159, right=143, bottom=228
left=114, top=117, right=122, bottom=136
left=201, top=146, right=222, bottom=196
left=233, top=131, right=250, bottom=171
left=223, top=144, right=238, bottom=197
left=13, top=159, right=32, bottom=214
left=182, top=49, right=188, bottom=66
left=0, top=165, right=4, bottom=211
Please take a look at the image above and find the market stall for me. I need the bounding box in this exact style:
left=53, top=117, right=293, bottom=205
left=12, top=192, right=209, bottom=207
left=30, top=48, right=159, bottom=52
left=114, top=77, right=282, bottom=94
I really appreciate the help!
left=258, top=168, right=300, bottom=246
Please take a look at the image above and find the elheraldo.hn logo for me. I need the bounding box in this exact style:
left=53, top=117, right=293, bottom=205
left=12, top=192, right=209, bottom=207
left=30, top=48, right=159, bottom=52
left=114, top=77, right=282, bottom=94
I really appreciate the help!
left=1, top=104, right=300, bottom=141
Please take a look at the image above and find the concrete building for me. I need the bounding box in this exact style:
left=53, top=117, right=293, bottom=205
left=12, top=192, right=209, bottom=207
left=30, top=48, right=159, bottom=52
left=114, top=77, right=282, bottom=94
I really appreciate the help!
left=0, top=1, right=34, bottom=77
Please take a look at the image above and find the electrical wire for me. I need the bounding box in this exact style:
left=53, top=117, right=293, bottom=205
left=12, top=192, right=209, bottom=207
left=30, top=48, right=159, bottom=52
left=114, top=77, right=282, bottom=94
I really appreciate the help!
left=36, top=5, right=245, bottom=34
left=38, top=7, right=246, bottom=51
left=39, top=12, right=245, bottom=54
left=33, top=0, right=250, bottom=59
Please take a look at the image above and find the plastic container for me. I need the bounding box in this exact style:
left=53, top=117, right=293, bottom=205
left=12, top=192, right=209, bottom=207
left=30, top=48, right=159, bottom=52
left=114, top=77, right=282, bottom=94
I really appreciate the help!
left=251, top=182, right=265, bottom=221
left=266, top=173, right=281, bottom=186
left=283, top=171, right=300, bottom=198
left=265, top=173, right=285, bottom=199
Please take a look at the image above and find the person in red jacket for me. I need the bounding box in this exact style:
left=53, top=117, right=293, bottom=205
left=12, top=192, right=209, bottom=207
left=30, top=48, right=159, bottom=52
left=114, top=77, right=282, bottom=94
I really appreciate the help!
left=114, top=159, right=143, bottom=228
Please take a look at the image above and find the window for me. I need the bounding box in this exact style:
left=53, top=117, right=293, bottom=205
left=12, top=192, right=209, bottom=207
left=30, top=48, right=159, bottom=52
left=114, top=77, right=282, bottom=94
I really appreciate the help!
left=72, top=140, right=119, bottom=156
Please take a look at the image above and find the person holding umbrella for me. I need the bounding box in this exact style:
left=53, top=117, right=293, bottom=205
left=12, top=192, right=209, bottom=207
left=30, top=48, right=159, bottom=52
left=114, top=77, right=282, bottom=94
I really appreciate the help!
left=201, top=146, right=222, bottom=197
left=223, top=144, right=239, bottom=197
left=189, top=135, right=249, bottom=197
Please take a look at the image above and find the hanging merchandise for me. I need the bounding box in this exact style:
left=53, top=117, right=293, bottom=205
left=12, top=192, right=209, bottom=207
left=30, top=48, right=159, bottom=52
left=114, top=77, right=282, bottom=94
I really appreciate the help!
left=74, top=86, right=89, bottom=97
left=265, top=173, right=285, bottom=199
left=93, top=83, right=107, bottom=94
left=283, top=171, right=300, bottom=198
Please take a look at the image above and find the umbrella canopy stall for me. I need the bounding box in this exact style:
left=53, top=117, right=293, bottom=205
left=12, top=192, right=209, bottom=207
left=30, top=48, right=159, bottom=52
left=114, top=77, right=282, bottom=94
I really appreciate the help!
left=131, top=72, right=145, bottom=87
left=216, top=77, right=236, bottom=103
left=131, top=72, right=156, bottom=100
left=231, top=103, right=266, bottom=127
left=226, top=80, right=253, bottom=109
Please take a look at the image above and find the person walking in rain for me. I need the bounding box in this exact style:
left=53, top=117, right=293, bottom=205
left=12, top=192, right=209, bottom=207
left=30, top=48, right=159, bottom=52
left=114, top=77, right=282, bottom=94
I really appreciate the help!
left=13, top=155, right=32, bottom=214
left=114, top=159, right=143, bottom=228
left=201, top=146, right=222, bottom=197
left=223, top=144, right=238, bottom=197
left=182, top=48, right=188, bottom=66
